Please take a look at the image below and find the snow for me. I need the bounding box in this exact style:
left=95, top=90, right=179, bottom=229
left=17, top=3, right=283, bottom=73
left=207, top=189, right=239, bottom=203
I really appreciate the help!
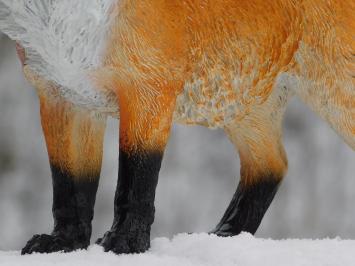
left=1, top=233, right=354, bottom=266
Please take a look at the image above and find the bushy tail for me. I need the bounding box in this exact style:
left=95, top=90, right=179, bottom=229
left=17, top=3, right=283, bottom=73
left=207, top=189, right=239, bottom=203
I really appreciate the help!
left=0, top=0, right=116, bottom=107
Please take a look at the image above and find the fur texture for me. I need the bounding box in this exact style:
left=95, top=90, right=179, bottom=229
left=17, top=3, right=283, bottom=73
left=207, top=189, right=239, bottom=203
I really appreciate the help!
left=0, top=0, right=118, bottom=113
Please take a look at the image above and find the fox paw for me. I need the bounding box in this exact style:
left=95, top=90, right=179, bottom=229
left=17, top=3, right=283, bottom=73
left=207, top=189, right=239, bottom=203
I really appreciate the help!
left=21, top=234, right=88, bottom=255
left=96, top=230, right=150, bottom=254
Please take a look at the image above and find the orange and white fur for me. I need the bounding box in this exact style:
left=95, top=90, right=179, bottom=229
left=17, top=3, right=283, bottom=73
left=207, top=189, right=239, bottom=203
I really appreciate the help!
left=0, top=0, right=354, bottom=255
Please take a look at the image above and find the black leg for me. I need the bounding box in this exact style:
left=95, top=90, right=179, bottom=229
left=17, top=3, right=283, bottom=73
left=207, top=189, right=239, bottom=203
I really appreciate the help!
left=21, top=166, right=99, bottom=254
left=97, top=150, right=162, bottom=254
left=21, top=90, right=106, bottom=255
left=95, top=77, right=176, bottom=254
left=211, top=178, right=281, bottom=236
left=218, top=109, right=288, bottom=237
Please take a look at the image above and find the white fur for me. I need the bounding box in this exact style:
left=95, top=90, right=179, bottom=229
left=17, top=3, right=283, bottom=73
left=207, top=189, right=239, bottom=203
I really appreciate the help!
left=0, top=0, right=117, bottom=111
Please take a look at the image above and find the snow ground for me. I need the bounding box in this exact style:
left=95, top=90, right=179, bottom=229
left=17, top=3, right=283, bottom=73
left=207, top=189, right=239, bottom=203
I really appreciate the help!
left=0, top=233, right=354, bottom=266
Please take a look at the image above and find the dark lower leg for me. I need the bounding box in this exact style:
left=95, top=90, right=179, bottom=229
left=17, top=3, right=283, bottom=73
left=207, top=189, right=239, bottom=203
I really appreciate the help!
left=22, top=166, right=99, bottom=254
left=51, top=166, right=99, bottom=245
left=97, top=83, right=175, bottom=254
left=21, top=94, right=106, bottom=255
left=211, top=177, right=281, bottom=236
left=97, top=149, right=162, bottom=254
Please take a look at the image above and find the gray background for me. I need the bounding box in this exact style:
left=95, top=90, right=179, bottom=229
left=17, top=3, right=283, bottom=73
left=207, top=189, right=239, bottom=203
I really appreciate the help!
left=0, top=34, right=354, bottom=251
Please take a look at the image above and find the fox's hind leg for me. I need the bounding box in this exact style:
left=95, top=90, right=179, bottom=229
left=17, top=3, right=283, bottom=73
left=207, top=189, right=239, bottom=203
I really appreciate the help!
left=211, top=87, right=290, bottom=236
left=22, top=88, right=106, bottom=254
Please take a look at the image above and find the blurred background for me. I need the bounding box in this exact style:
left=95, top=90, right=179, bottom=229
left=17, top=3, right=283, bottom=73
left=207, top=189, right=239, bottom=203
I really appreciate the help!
left=0, top=34, right=354, bottom=251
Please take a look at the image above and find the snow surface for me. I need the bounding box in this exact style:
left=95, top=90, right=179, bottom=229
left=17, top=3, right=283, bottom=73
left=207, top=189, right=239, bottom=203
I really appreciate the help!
left=0, top=233, right=354, bottom=266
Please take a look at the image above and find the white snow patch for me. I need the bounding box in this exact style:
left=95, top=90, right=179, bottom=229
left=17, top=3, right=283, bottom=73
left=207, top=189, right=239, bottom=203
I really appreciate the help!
left=1, top=233, right=355, bottom=266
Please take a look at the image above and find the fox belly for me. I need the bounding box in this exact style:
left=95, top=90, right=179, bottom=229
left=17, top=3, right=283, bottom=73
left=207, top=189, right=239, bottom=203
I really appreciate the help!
left=174, top=70, right=298, bottom=129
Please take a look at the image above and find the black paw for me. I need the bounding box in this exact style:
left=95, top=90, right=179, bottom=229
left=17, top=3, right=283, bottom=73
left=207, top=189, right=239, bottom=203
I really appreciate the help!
left=209, top=230, right=235, bottom=237
left=21, top=234, right=88, bottom=255
left=96, top=229, right=150, bottom=254
left=209, top=225, right=236, bottom=237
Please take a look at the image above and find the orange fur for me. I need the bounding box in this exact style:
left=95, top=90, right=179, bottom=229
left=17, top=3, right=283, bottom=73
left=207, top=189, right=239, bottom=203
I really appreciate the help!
left=22, top=0, right=354, bottom=182
left=225, top=87, right=290, bottom=186
left=116, top=79, right=179, bottom=153
left=95, top=0, right=354, bottom=183
left=38, top=87, right=107, bottom=180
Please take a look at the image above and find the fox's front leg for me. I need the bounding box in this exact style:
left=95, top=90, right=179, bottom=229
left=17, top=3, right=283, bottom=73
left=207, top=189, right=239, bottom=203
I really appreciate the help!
left=97, top=82, right=176, bottom=254
left=22, top=89, right=106, bottom=254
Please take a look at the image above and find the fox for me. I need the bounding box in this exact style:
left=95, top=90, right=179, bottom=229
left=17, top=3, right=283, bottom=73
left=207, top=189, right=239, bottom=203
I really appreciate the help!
left=0, top=0, right=354, bottom=255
